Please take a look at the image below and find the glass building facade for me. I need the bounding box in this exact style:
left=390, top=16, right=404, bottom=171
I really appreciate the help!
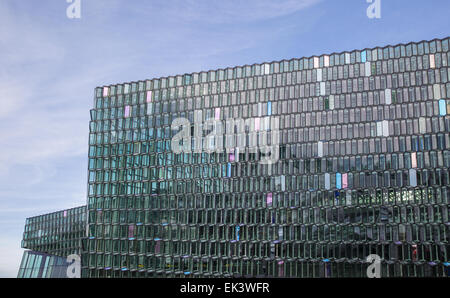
left=17, top=251, right=73, bottom=278
left=21, top=206, right=87, bottom=257
left=83, top=37, right=450, bottom=277
left=18, top=206, right=87, bottom=278
left=83, top=37, right=450, bottom=278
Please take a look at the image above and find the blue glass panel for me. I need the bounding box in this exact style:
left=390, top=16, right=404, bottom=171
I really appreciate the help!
left=439, top=99, right=446, bottom=116
left=361, top=50, right=367, bottom=63
left=409, top=169, right=417, bottom=187
left=336, top=173, right=342, bottom=189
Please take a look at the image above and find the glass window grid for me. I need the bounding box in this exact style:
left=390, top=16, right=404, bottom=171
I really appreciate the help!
left=36, top=38, right=450, bottom=278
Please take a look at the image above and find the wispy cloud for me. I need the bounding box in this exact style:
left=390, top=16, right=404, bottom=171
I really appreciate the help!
left=0, top=237, right=24, bottom=278
left=0, top=1, right=90, bottom=277
left=141, top=0, right=322, bottom=24
left=0, top=81, right=27, bottom=119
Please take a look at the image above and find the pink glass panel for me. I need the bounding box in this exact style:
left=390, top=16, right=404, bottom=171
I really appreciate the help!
left=342, top=173, right=348, bottom=189
left=103, top=87, right=108, bottom=97
left=278, top=261, right=284, bottom=277
left=255, top=118, right=260, bottom=131
left=267, top=193, right=273, bottom=206
left=411, top=152, right=417, bottom=168
left=215, top=108, right=220, bottom=120
left=229, top=153, right=235, bottom=162
left=125, top=106, right=130, bottom=117
left=128, top=225, right=135, bottom=238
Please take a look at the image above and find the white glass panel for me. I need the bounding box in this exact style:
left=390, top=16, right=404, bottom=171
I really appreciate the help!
left=345, top=53, right=351, bottom=64
left=314, top=57, right=319, bottom=68
left=433, top=84, right=441, bottom=99
left=317, top=69, right=322, bottom=82
left=365, top=62, right=371, bottom=76
left=382, top=120, right=389, bottom=137
left=419, top=117, right=426, bottom=133
left=318, top=141, right=323, bottom=158
left=324, top=173, right=330, bottom=190
left=324, top=55, right=330, bottom=67
left=385, top=89, right=392, bottom=105
left=320, top=82, right=326, bottom=95
left=377, top=121, right=383, bottom=136
left=430, top=54, right=435, bottom=68
left=346, top=191, right=352, bottom=206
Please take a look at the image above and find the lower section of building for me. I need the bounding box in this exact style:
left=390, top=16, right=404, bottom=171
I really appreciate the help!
left=82, top=262, right=450, bottom=278
left=81, top=188, right=450, bottom=278
left=17, top=250, right=71, bottom=278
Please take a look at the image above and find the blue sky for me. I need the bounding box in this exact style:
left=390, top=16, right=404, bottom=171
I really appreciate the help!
left=0, top=0, right=449, bottom=277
